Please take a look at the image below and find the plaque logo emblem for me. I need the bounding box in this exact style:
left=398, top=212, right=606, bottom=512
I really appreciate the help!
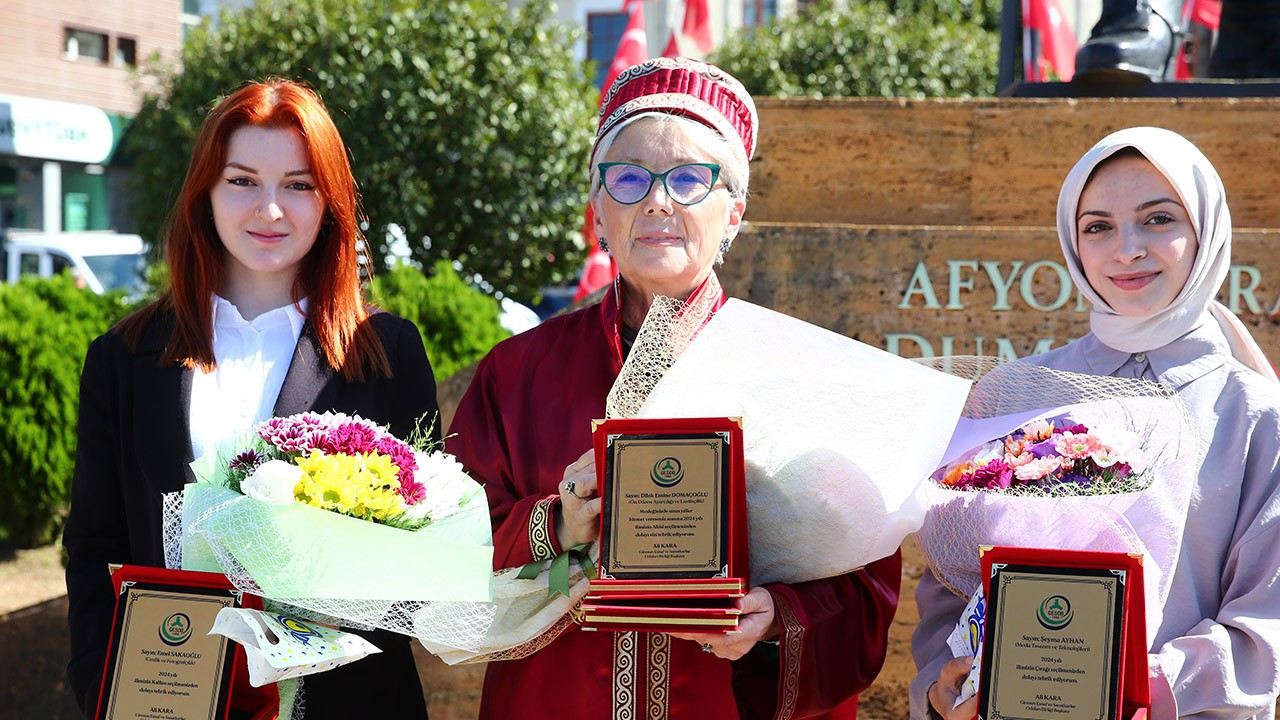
left=278, top=616, right=322, bottom=645
left=159, top=612, right=192, bottom=646
left=1037, top=595, right=1073, bottom=630
left=651, top=457, right=684, bottom=487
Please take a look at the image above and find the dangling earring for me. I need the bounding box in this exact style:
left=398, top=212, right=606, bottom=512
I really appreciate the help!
left=719, top=237, right=732, bottom=255
left=598, top=238, right=610, bottom=253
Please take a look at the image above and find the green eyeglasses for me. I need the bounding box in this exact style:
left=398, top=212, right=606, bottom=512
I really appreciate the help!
left=598, top=162, right=722, bottom=206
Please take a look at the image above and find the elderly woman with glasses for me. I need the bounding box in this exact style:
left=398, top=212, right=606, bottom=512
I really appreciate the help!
left=447, top=58, right=901, bottom=720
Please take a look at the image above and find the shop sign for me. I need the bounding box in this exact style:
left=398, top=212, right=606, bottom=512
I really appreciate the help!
left=0, top=93, right=115, bottom=164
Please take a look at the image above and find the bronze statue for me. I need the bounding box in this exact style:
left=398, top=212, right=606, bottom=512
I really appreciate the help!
left=1073, top=0, right=1280, bottom=81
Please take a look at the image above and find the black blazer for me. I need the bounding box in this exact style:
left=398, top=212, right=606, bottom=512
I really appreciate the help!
left=64, top=310, right=438, bottom=719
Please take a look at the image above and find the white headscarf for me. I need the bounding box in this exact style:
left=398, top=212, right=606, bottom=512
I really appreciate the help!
left=1056, top=126, right=1277, bottom=381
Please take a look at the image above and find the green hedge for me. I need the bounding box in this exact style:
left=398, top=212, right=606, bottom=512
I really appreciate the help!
left=127, top=0, right=596, bottom=300
left=712, top=0, right=999, bottom=98
left=370, top=261, right=511, bottom=381
left=0, top=276, right=133, bottom=549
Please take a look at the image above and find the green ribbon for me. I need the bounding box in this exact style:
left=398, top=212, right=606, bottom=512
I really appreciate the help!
left=517, top=543, right=597, bottom=598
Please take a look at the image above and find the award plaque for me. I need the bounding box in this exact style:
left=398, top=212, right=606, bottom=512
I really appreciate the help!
left=96, top=565, right=277, bottom=720
left=584, top=417, right=749, bottom=632
left=978, top=547, right=1149, bottom=720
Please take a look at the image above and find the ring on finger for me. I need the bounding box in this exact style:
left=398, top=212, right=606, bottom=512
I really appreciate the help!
left=701, top=643, right=713, bottom=653
left=563, top=480, right=586, bottom=499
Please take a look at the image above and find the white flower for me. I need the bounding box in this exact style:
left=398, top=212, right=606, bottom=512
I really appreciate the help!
left=1090, top=449, right=1119, bottom=468
left=405, top=450, right=482, bottom=523
left=1103, top=429, right=1149, bottom=473
left=973, top=440, right=1005, bottom=464
left=242, top=459, right=300, bottom=504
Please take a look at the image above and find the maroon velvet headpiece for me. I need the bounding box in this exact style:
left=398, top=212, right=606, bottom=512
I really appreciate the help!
left=591, top=57, right=758, bottom=169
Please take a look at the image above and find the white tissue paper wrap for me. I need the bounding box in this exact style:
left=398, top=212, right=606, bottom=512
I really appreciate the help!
left=209, top=608, right=380, bottom=687
left=635, top=299, right=973, bottom=584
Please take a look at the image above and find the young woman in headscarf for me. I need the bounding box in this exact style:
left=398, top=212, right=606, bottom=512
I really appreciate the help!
left=447, top=58, right=901, bottom=720
left=911, top=126, right=1280, bottom=720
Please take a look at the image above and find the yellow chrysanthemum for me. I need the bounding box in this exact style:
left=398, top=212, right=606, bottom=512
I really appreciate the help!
left=293, top=450, right=407, bottom=520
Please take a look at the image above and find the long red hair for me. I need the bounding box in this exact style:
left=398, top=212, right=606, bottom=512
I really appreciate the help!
left=119, top=79, right=389, bottom=381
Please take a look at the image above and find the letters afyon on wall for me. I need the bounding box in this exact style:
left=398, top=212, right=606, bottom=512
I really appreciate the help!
left=886, top=259, right=1271, bottom=360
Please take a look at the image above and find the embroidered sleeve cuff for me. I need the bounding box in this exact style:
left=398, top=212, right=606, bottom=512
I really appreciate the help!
left=529, top=494, right=562, bottom=562
left=768, top=586, right=805, bottom=720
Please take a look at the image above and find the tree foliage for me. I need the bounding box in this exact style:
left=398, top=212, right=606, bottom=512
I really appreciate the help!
left=370, top=261, right=509, bottom=381
left=0, top=277, right=133, bottom=548
left=127, top=0, right=597, bottom=300
left=711, top=0, right=999, bottom=98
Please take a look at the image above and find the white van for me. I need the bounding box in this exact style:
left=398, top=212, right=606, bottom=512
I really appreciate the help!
left=3, top=231, right=147, bottom=295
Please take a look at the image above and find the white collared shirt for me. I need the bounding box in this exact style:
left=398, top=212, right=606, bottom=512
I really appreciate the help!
left=189, top=294, right=308, bottom=462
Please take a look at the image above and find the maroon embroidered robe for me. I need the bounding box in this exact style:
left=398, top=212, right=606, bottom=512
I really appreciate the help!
left=447, top=276, right=901, bottom=720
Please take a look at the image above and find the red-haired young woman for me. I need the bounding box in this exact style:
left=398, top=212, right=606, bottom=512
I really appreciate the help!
left=64, top=80, right=435, bottom=718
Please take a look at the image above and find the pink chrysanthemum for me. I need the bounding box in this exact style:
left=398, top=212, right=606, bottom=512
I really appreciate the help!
left=961, top=458, right=1013, bottom=490
left=228, top=449, right=267, bottom=474
left=1020, top=419, right=1054, bottom=442
left=372, top=437, right=419, bottom=501
left=1005, top=451, right=1035, bottom=468
left=329, top=421, right=383, bottom=454
left=398, top=476, right=427, bottom=505
left=1054, top=432, right=1104, bottom=460
left=1014, top=455, right=1063, bottom=482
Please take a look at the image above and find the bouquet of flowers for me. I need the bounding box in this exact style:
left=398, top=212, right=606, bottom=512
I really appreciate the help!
left=166, top=411, right=496, bottom=655
left=913, top=359, right=1198, bottom=641
left=934, top=416, right=1151, bottom=496
left=220, top=412, right=446, bottom=530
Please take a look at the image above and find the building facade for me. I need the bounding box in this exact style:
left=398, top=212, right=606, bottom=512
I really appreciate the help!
left=0, top=1, right=182, bottom=234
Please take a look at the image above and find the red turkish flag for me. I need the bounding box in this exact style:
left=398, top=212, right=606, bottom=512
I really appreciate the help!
left=681, top=0, right=713, bottom=54
left=599, top=2, right=649, bottom=106
left=576, top=2, right=652, bottom=300
left=663, top=30, right=681, bottom=58
left=573, top=203, right=618, bottom=302
left=1175, top=0, right=1221, bottom=79
left=1022, top=0, right=1077, bottom=80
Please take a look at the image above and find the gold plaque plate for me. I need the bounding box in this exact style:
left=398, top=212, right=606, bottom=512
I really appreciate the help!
left=980, top=565, right=1125, bottom=720
left=101, top=584, right=237, bottom=720
left=600, top=433, right=729, bottom=579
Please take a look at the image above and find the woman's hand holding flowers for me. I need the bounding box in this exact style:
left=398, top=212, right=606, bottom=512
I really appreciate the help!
left=556, top=449, right=602, bottom=550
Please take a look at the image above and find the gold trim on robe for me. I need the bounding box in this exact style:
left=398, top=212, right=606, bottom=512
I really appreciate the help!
left=776, top=598, right=806, bottom=720
left=613, top=631, right=638, bottom=720
left=529, top=495, right=558, bottom=561
left=647, top=632, right=671, bottom=719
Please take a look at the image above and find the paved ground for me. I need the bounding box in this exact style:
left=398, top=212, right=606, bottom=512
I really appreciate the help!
left=0, top=544, right=65, bottom=615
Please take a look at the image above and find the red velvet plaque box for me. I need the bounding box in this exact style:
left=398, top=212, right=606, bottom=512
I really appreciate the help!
left=583, top=417, right=750, bottom=633
left=98, top=565, right=278, bottom=720
left=978, top=547, right=1149, bottom=720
